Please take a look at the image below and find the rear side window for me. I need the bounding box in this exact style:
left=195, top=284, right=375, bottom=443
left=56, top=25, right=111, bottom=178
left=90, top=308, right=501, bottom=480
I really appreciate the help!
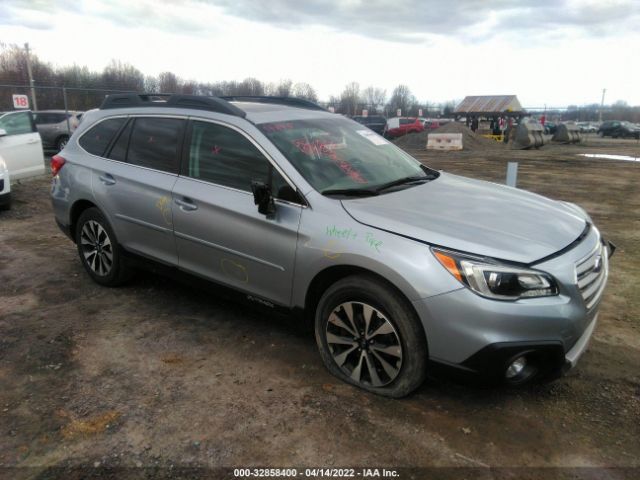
left=127, top=117, right=184, bottom=173
left=79, top=117, right=126, bottom=156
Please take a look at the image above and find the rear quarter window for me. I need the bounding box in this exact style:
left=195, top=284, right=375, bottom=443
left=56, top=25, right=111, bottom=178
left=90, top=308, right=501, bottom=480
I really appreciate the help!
left=79, top=117, right=127, bottom=157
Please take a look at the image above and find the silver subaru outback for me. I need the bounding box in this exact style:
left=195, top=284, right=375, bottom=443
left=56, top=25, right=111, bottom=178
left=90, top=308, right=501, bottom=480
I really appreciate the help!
left=50, top=94, right=613, bottom=397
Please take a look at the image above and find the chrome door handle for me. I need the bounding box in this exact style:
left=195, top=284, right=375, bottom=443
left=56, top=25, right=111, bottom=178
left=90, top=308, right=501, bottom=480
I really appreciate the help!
left=175, top=198, right=198, bottom=211
left=27, top=139, right=39, bottom=144
left=98, top=174, right=116, bottom=186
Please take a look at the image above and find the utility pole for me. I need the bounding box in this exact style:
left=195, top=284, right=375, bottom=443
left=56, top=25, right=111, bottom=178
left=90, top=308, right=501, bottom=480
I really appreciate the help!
left=599, top=88, right=606, bottom=123
left=24, top=42, right=37, bottom=111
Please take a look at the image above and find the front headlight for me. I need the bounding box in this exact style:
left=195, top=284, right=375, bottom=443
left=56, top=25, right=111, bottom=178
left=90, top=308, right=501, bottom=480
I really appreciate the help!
left=432, top=248, right=558, bottom=300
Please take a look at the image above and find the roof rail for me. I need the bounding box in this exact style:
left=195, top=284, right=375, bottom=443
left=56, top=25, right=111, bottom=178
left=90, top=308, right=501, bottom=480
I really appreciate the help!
left=99, top=93, right=246, bottom=118
left=220, top=96, right=326, bottom=111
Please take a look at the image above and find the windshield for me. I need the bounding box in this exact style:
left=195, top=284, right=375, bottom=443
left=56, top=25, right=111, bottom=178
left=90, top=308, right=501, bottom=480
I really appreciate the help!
left=258, top=117, right=429, bottom=193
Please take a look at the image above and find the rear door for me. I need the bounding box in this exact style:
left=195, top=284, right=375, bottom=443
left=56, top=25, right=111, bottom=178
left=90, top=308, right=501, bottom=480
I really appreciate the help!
left=0, top=111, right=44, bottom=180
left=172, top=119, right=302, bottom=306
left=84, top=115, right=185, bottom=265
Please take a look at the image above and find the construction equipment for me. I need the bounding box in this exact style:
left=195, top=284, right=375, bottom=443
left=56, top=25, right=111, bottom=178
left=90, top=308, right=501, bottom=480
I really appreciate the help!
left=511, top=119, right=545, bottom=149
left=553, top=123, right=582, bottom=144
left=481, top=134, right=505, bottom=143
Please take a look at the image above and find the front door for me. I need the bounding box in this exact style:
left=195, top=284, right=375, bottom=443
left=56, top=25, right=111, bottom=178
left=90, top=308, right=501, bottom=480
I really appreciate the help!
left=172, top=119, right=302, bottom=306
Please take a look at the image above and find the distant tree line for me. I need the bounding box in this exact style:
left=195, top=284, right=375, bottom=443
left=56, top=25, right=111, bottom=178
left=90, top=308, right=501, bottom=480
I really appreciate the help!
left=1, top=43, right=637, bottom=122
left=0, top=44, right=320, bottom=111
left=0, top=43, right=455, bottom=117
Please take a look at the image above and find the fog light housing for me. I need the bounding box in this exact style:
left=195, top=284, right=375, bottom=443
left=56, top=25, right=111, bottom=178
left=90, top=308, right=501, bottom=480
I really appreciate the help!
left=505, top=356, right=527, bottom=379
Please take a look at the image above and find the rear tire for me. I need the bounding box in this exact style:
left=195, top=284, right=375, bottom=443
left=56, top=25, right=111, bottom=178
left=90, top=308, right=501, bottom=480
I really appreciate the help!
left=56, top=135, right=69, bottom=151
left=75, top=207, right=131, bottom=287
left=314, top=275, right=428, bottom=398
left=0, top=192, right=11, bottom=211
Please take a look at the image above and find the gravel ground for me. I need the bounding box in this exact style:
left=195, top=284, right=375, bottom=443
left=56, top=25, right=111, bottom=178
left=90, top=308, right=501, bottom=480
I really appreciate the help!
left=0, top=138, right=639, bottom=479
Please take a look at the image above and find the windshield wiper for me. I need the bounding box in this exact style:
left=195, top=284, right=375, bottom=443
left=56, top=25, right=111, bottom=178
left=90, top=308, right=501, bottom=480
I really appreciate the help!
left=374, top=175, right=431, bottom=193
left=321, top=188, right=380, bottom=197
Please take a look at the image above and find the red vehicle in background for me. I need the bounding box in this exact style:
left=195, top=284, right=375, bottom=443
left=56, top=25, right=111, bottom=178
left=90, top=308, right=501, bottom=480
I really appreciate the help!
left=383, top=117, right=424, bottom=139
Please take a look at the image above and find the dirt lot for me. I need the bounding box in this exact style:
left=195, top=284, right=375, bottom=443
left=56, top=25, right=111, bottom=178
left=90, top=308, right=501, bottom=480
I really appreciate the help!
left=1, top=136, right=639, bottom=479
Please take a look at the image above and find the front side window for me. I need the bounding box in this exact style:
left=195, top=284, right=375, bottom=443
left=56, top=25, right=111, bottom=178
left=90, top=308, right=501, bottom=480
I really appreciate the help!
left=127, top=117, right=184, bottom=173
left=79, top=117, right=126, bottom=156
left=0, top=112, right=34, bottom=135
left=186, top=121, right=291, bottom=197
left=258, top=117, right=427, bottom=193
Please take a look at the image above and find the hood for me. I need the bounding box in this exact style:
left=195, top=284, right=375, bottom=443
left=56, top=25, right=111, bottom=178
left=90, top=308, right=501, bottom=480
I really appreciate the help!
left=341, top=172, right=587, bottom=264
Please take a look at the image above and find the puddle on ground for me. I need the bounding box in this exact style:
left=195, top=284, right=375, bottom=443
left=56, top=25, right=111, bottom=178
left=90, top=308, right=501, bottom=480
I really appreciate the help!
left=578, top=153, right=639, bottom=162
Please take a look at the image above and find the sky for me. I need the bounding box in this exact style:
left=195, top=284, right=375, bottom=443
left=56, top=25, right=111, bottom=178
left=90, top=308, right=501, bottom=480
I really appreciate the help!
left=1, top=0, right=639, bottom=107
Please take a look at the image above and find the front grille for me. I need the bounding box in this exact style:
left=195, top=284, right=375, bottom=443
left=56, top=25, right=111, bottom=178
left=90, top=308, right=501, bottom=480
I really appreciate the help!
left=576, top=241, right=608, bottom=310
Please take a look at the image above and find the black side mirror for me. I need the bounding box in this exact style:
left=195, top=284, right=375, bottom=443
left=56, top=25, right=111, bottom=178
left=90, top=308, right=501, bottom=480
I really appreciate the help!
left=251, top=181, right=276, bottom=217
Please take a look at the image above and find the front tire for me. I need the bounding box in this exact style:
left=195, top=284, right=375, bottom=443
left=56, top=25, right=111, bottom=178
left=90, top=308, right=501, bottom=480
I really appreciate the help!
left=314, top=275, right=428, bottom=397
left=75, top=207, right=131, bottom=286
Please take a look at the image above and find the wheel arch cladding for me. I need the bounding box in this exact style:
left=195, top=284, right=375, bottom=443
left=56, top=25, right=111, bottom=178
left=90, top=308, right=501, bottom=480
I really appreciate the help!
left=69, top=199, right=98, bottom=241
left=304, top=265, right=428, bottom=344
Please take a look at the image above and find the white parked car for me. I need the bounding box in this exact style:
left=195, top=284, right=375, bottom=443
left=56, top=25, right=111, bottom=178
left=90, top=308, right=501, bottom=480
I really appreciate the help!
left=0, top=110, right=45, bottom=185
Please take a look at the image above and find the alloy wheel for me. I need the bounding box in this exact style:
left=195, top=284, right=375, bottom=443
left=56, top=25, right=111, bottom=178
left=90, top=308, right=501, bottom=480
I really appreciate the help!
left=80, top=220, right=113, bottom=276
left=325, top=301, right=403, bottom=387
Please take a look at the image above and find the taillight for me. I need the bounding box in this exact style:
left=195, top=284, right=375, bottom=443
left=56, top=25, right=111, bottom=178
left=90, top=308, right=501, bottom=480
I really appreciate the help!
left=51, top=155, right=66, bottom=176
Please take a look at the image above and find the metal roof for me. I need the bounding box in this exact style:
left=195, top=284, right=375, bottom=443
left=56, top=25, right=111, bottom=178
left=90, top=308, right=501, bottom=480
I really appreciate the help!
left=454, top=95, right=524, bottom=114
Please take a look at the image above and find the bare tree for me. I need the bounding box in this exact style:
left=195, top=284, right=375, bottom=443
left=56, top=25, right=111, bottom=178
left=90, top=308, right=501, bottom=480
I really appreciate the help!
left=158, top=72, right=180, bottom=93
left=361, top=86, right=386, bottom=113
left=340, top=82, right=360, bottom=116
left=144, top=75, right=159, bottom=93
left=238, top=77, right=265, bottom=96
left=442, top=100, right=456, bottom=116
left=102, top=60, right=144, bottom=91
left=180, top=80, right=197, bottom=95
left=388, top=84, right=416, bottom=116
left=276, top=79, right=293, bottom=97
left=292, top=82, right=318, bottom=102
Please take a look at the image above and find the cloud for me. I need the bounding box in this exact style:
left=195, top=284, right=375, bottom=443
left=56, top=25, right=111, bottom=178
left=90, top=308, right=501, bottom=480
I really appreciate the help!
left=0, top=0, right=223, bottom=35
left=3, top=0, right=638, bottom=44
left=205, top=0, right=640, bottom=43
